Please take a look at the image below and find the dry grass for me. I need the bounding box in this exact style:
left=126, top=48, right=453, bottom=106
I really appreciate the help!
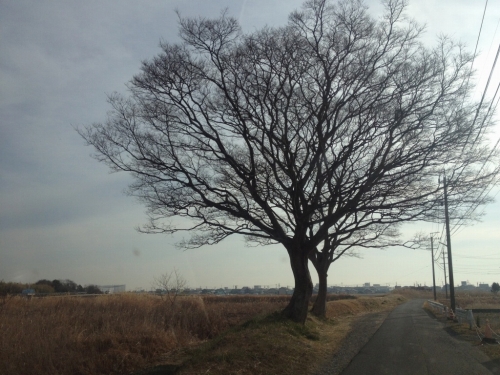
left=444, top=314, right=500, bottom=360
left=0, top=294, right=288, bottom=375
left=172, top=294, right=406, bottom=375
left=325, top=294, right=406, bottom=318
left=448, top=293, right=500, bottom=310
left=424, top=294, right=500, bottom=362
left=390, top=288, right=438, bottom=300
left=0, top=293, right=406, bottom=375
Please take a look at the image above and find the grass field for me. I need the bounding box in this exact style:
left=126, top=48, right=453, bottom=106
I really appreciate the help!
left=0, top=294, right=288, bottom=375
left=452, top=293, right=500, bottom=310
left=0, top=293, right=404, bottom=375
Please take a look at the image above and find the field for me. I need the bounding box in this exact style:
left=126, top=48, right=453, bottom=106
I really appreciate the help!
left=0, top=293, right=290, bottom=375
left=452, top=293, right=500, bottom=310
left=0, top=293, right=404, bottom=375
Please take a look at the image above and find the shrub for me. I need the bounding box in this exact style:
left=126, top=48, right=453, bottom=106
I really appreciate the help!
left=491, top=282, right=499, bottom=294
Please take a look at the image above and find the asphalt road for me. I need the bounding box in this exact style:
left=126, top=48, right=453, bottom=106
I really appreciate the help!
left=340, top=299, right=500, bottom=375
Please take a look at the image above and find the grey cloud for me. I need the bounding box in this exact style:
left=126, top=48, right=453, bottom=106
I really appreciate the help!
left=1, top=0, right=498, bottom=290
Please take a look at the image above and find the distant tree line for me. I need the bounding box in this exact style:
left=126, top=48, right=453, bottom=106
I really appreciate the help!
left=0, top=279, right=102, bottom=296
left=492, top=282, right=500, bottom=294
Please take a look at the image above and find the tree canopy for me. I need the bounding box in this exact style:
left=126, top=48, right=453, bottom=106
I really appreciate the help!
left=80, top=0, right=499, bottom=322
left=492, top=282, right=500, bottom=294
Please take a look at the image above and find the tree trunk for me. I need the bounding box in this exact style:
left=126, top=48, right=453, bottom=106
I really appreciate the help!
left=282, top=248, right=313, bottom=324
left=311, top=266, right=328, bottom=318
left=308, top=249, right=329, bottom=318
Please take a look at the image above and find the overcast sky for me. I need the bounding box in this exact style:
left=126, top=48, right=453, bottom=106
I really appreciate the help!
left=1, top=0, right=500, bottom=291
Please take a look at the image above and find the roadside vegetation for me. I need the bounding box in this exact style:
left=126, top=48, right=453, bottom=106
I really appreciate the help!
left=445, top=313, right=500, bottom=361
left=425, top=291, right=500, bottom=361
left=0, top=292, right=404, bottom=375
left=172, top=294, right=405, bottom=375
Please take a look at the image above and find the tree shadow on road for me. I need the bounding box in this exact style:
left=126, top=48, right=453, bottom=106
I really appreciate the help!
left=481, top=359, right=500, bottom=374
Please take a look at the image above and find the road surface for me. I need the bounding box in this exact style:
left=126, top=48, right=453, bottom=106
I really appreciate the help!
left=340, top=299, right=500, bottom=375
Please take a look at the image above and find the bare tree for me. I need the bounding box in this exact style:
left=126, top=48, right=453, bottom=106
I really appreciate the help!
left=80, top=0, right=499, bottom=323
left=152, top=268, right=188, bottom=307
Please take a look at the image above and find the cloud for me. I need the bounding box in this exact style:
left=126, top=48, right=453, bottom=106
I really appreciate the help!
left=1, top=0, right=499, bottom=290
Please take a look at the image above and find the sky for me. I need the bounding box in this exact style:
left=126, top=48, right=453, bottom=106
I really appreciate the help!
left=1, top=0, right=500, bottom=291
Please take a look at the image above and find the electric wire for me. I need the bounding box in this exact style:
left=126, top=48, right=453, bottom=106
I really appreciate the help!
left=484, top=17, right=500, bottom=70
left=459, top=0, right=490, bottom=153
left=446, top=2, right=500, bottom=230
left=418, top=4, right=496, bottom=285
left=448, top=76, right=500, bottom=235
left=463, top=0, right=488, bottom=102
left=450, top=152, right=500, bottom=235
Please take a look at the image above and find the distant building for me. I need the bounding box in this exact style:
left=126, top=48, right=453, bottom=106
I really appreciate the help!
left=458, top=281, right=475, bottom=291
left=22, top=289, right=35, bottom=297
left=98, top=284, right=126, bottom=294
left=478, top=283, right=490, bottom=291
left=278, top=287, right=292, bottom=295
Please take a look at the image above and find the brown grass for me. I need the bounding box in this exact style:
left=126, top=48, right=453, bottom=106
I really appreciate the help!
left=0, top=294, right=288, bottom=375
left=424, top=294, right=500, bottom=362
left=390, top=288, right=438, bottom=299
left=325, top=294, right=406, bottom=317
left=173, top=294, right=406, bottom=375
left=445, top=292, right=500, bottom=310
left=0, top=293, right=406, bottom=375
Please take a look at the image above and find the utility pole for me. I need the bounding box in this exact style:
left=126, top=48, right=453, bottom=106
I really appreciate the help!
left=430, top=234, right=437, bottom=301
left=443, top=250, right=448, bottom=299
left=443, top=175, right=456, bottom=311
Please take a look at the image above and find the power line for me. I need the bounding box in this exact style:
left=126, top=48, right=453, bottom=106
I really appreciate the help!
left=450, top=167, right=500, bottom=235
left=480, top=14, right=499, bottom=78
left=447, top=4, right=500, bottom=231
left=454, top=255, right=500, bottom=259
left=449, top=89, right=500, bottom=235
left=459, top=0, right=491, bottom=152
left=464, top=0, right=489, bottom=99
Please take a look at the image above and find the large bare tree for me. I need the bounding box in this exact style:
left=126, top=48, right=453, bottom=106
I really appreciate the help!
left=80, top=0, right=499, bottom=323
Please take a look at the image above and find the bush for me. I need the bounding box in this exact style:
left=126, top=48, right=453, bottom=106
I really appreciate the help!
left=491, top=282, right=499, bottom=294
left=0, top=281, right=25, bottom=296
left=33, top=284, right=55, bottom=294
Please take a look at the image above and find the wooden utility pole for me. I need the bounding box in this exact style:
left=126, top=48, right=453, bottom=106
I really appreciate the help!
left=443, top=250, right=448, bottom=299
left=430, top=235, right=437, bottom=301
left=443, top=175, right=456, bottom=311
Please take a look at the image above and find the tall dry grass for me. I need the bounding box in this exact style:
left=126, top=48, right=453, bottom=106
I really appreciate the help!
left=452, top=292, right=500, bottom=309
left=392, top=288, right=500, bottom=309
left=0, top=294, right=288, bottom=375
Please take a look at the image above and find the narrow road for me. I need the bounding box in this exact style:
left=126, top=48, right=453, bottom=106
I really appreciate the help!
left=340, top=299, right=499, bottom=375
